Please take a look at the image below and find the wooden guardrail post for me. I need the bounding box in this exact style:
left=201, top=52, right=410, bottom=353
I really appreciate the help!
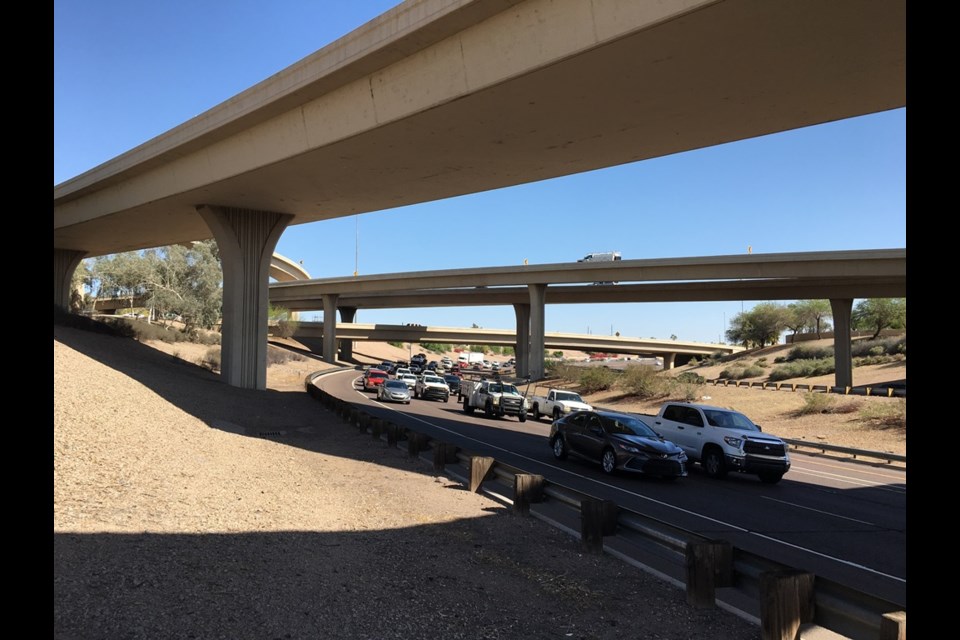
left=879, top=611, right=906, bottom=640
left=760, top=570, right=815, bottom=640
left=349, top=408, right=358, bottom=425
left=685, top=540, right=733, bottom=608
left=513, top=474, right=544, bottom=516
left=408, top=432, right=427, bottom=457
left=469, top=456, right=495, bottom=492
left=580, top=498, right=618, bottom=553
left=433, top=443, right=457, bottom=471
left=357, top=412, right=370, bottom=433
left=371, top=418, right=383, bottom=440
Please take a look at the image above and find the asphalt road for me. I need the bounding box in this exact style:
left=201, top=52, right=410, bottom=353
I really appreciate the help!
left=320, top=369, right=906, bottom=608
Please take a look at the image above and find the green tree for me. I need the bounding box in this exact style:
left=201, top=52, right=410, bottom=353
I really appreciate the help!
left=853, top=298, right=906, bottom=339
left=725, top=302, right=790, bottom=348
left=787, top=300, right=832, bottom=338
left=145, top=241, right=222, bottom=330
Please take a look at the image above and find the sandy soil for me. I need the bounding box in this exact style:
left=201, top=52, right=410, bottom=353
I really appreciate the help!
left=54, top=327, right=760, bottom=639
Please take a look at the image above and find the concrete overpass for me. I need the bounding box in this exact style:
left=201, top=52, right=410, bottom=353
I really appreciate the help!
left=54, top=0, right=906, bottom=388
left=270, top=249, right=905, bottom=382
left=291, top=322, right=741, bottom=368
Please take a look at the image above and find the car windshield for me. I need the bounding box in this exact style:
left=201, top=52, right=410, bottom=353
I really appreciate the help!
left=444, top=376, right=458, bottom=382
left=368, top=371, right=386, bottom=379
left=424, top=376, right=444, bottom=383
left=554, top=391, right=584, bottom=402
left=703, top=409, right=760, bottom=431
left=606, top=415, right=659, bottom=438
left=487, top=384, right=518, bottom=394
left=384, top=381, right=407, bottom=390
left=402, top=375, right=417, bottom=381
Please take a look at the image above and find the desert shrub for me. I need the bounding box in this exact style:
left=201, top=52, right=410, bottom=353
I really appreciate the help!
left=774, top=356, right=786, bottom=364
left=577, top=367, right=617, bottom=394
left=859, top=399, right=906, bottom=430
left=719, top=364, right=765, bottom=380
left=768, top=358, right=835, bottom=381
left=619, top=365, right=671, bottom=399
left=793, top=393, right=861, bottom=416
left=201, top=347, right=221, bottom=371
left=546, top=362, right=581, bottom=382
left=671, top=382, right=702, bottom=402
left=267, top=346, right=307, bottom=366
left=787, top=345, right=833, bottom=361
left=851, top=336, right=906, bottom=357
left=687, top=357, right=699, bottom=367
left=699, top=354, right=721, bottom=366
left=421, top=343, right=447, bottom=353
left=676, top=372, right=705, bottom=384
left=274, top=320, right=299, bottom=339
left=191, top=330, right=221, bottom=345
left=388, top=341, right=405, bottom=349
left=754, top=358, right=768, bottom=367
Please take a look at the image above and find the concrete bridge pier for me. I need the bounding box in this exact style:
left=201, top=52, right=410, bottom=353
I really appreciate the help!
left=54, top=248, right=87, bottom=310
left=513, top=303, right=530, bottom=379
left=338, top=306, right=357, bottom=361
left=528, top=284, right=546, bottom=380
left=322, top=294, right=339, bottom=363
left=830, top=298, right=854, bottom=388
left=662, top=353, right=676, bottom=370
left=197, top=205, right=292, bottom=390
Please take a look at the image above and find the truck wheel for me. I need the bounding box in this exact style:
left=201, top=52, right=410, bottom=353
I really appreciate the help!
left=758, top=471, right=784, bottom=484
left=601, top=448, right=617, bottom=475
left=518, top=412, right=526, bottom=423
left=551, top=435, right=568, bottom=460
left=702, top=448, right=728, bottom=479
left=485, top=400, right=493, bottom=416
left=444, top=395, right=449, bottom=403
left=532, top=405, right=541, bottom=421
left=553, top=407, right=562, bottom=421
left=464, top=400, right=474, bottom=415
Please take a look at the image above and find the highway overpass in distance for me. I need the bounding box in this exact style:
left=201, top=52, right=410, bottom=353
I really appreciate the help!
left=290, top=322, right=742, bottom=368
left=269, top=248, right=905, bottom=383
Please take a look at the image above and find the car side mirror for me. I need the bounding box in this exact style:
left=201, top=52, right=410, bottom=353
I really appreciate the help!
left=756, top=425, right=762, bottom=432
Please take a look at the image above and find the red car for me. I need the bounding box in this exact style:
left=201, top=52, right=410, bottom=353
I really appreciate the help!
left=362, top=369, right=388, bottom=391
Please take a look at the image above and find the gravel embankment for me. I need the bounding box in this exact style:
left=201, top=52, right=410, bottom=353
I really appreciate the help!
left=54, top=325, right=759, bottom=640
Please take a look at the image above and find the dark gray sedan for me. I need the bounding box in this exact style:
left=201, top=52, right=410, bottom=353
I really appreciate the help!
left=549, top=410, right=687, bottom=479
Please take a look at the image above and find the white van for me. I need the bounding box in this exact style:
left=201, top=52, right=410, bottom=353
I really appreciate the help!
left=577, top=251, right=621, bottom=284
left=578, top=251, right=621, bottom=262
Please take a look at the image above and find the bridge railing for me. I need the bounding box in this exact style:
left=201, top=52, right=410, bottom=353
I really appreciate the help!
left=304, top=374, right=907, bottom=640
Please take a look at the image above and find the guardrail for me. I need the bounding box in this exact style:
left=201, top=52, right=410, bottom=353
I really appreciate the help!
left=781, top=438, right=906, bottom=465
left=304, top=376, right=907, bottom=640
left=706, top=378, right=906, bottom=398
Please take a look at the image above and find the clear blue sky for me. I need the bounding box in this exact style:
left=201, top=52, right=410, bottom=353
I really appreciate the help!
left=54, top=1, right=906, bottom=344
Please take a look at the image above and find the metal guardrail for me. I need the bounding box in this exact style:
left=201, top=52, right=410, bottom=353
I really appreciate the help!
left=781, top=438, right=906, bottom=465
left=706, top=378, right=906, bottom=398
left=305, top=378, right=906, bottom=640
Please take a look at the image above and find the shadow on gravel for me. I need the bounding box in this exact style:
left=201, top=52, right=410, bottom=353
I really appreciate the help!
left=54, top=524, right=761, bottom=640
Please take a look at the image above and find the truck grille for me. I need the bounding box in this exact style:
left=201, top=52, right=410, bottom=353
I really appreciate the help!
left=744, top=440, right=786, bottom=457
left=501, top=397, right=522, bottom=410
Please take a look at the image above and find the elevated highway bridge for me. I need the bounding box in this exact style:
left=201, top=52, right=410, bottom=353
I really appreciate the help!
left=291, top=322, right=741, bottom=367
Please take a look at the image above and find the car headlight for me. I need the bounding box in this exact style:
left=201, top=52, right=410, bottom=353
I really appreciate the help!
left=723, top=436, right=743, bottom=448
left=492, top=396, right=500, bottom=405
left=616, top=443, right=641, bottom=453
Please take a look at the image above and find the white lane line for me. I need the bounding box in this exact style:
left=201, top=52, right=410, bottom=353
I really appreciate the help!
left=791, top=454, right=906, bottom=480
left=326, top=372, right=906, bottom=584
left=760, top=497, right=879, bottom=526
left=787, top=467, right=907, bottom=494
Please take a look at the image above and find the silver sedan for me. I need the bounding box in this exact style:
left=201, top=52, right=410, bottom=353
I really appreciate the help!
left=377, top=379, right=412, bottom=404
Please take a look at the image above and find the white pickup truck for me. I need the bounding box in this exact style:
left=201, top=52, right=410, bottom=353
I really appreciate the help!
left=648, top=403, right=791, bottom=484
left=529, top=389, right=593, bottom=422
left=461, top=379, right=528, bottom=421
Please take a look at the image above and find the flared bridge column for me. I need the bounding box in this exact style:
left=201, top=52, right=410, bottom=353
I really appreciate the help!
left=198, top=205, right=292, bottom=390
left=54, top=248, right=87, bottom=310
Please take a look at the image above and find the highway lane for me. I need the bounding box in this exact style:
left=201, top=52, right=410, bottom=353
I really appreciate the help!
left=317, top=369, right=906, bottom=607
